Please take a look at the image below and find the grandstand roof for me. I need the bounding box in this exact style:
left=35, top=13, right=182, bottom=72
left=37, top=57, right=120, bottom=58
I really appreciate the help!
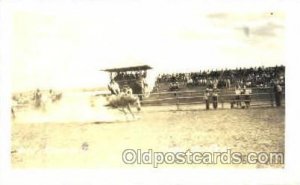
left=101, top=65, right=152, bottom=72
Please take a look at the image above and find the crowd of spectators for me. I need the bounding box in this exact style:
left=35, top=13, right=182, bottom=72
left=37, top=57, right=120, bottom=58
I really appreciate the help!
left=113, top=71, right=147, bottom=81
left=156, top=73, right=186, bottom=83
left=156, top=66, right=285, bottom=89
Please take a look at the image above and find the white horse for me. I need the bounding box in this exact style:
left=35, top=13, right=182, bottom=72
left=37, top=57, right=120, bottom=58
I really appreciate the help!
left=105, top=93, right=141, bottom=119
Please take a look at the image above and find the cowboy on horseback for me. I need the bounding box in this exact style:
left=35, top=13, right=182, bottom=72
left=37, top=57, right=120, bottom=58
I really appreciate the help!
left=108, top=79, right=120, bottom=95
left=105, top=82, right=141, bottom=119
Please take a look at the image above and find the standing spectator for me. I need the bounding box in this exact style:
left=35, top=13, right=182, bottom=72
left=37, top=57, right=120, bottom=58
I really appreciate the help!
left=226, top=79, right=231, bottom=89
left=274, top=82, right=282, bottom=107
left=235, top=85, right=242, bottom=108
left=243, top=86, right=251, bottom=108
left=204, top=88, right=211, bottom=110
left=212, top=88, right=219, bottom=109
left=137, top=74, right=145, bottom=95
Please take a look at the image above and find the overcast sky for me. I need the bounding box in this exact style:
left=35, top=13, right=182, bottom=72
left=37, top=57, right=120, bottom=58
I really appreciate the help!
left=10, top=0, right=286, bottom=92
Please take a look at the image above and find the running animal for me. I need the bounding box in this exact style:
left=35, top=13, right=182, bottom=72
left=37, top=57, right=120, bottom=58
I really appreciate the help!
left=105, top=93, right=141, bottom=119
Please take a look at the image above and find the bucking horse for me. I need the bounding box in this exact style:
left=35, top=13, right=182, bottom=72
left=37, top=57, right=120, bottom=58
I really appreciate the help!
left=105, top=93, right=141, bottom=120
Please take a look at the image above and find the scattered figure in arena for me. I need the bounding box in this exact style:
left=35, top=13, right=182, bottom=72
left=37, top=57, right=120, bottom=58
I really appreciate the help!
left=204, top=88, right=211, bottom=110
left=108, top=79, right=120, bottom=95
left=50, top=89, right=63, bottom=103
left=49, top=89, right=55, bottom=102
left=33, top=89, right=42, bottom=108
left=212, top=88, right=219, bottom=109
left=274, top=81, right=282, bottom=107
left=11, top=108, right=15, bottom=119
left=11, top=97, right=18, bottom=119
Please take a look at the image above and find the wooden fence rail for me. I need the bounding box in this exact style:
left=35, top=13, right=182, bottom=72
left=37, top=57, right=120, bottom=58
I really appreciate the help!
left=139, top=87, right=285, bottom=110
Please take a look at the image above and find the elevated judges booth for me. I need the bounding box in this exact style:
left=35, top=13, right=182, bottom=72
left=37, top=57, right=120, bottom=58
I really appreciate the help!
left=102, top=65, right=152, bottom=99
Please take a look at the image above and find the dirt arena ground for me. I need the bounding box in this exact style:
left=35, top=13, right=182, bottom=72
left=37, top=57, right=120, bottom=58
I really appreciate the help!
left=11, top=98, right=285, bottom=168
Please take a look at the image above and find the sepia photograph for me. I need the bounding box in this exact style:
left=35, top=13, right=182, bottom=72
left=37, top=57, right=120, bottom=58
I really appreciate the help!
left=8, top=1, right=287, bottom=170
